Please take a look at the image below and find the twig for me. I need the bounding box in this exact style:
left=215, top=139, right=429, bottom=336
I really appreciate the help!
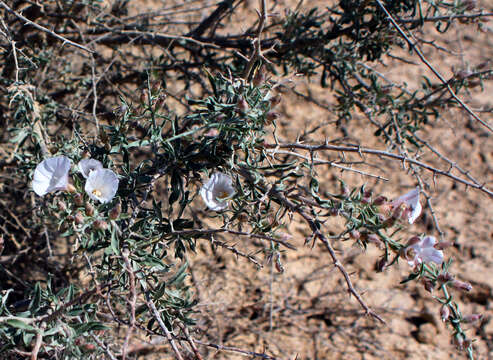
left=398, top=12, right=493, bottom=25
left=30, top=326, right=44, bottom=360
left=121, top=248, right=137, bottom=360
left=0, top=1, right=93, bottom=54
left=375, top=0, right=493, bottom=133
left=188, top=0, right=236, bottom=38
left=243, top=0, right=268, bottom=79
left=239, top=168, right=386, bottom=324
left=177, top=323, right=203, bottom=360
left=145, top=294, right=184, bottom=360
left=263, top=142, right=493, bottom=197
left=168, top=228, right=296, bottom=250
left=267, top=149, right=389, bottom=181
left=91, top=334, right=118, bottom=360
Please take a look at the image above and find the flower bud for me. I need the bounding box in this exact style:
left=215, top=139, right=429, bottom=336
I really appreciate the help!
left=252, top=67, right=265, bottom=86
left=237, top=97, right=249, bottom=112
left=440, top=305, right=450, bottom=322
left=477, top=61, right=489, bottom=70
left=93, top=220, right=108, bottom=231
left=455, top=70, right=472, bottom=80
left=349, top=230, right=360, bottom=240
left=454, top=335, right=464, bottom=349
left=406, top=236, right=421, bottom=247
left=377, top=203, right=392, bottom=215
left=269, top=94, right=282, bottom=108
left=361, top=197, right=370, bottom=204
left=382, top=217, right=396, bottom=228
left=82, top=150, right=91, bottom=159
left=328, top=207, right=339, bottom=216
left=392, top=203, right=405, bottom=220
left=99, top=127, right=109, bottom=143
left=422, top=278, right=435, bottom=293
left=66, top=183, right=76, bottom=193
left=109, top=202, right=121, bottom=220
left=366, top=234, right=382, bottom=248
left=74, top=212, right=84, bottom=225
left=85, top=202, right=95, bottom=217
left=155, top=94, right=167, bottom=110
left=375, top=257, right=387, bottom=272
left=450, top=280, right=473, bottom=292
left=463, top=314, right=482, bottom=324
left=463, top=339, right=473, bottom=350
left=275, top=254, right=284, bottom=273
left=437, top=272, right=454, bottom=284
left=151, top=80, right=160, bottom=93
left=462, top=0, right=477, bottom=10
left=73, top=193, right=84, bottom=206
left=237, top=213, right=248, bottom=223
left=205, top=128, right=219, bottom=137
left=372, top=196, right=387, bottom=205
left=57, top=200, right=67, bottom=212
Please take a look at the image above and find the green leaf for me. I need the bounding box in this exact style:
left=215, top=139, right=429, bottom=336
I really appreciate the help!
left=169, top=170, right=183, bottom=206
left=29, top=282, right=41, bottom=313
left=72, top=321, right=108, bottom=336
left=6, top=319, right=36, bottom=331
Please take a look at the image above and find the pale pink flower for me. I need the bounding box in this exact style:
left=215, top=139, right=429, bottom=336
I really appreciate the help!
left=85, top=169, right=119, bottom=203
left=392, top=187, right=422, bottom=224
left=78, top=159, right=103, bottom=178
left=200, top=172, right=235, bottom=211
left=32, top=156, right=71, bottom=196
left=405, top=235, right=444, bottom=267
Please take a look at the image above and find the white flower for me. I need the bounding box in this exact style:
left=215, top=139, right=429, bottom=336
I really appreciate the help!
left=405, top=235, right=444, bottom=267
left=84, top=169, right=119, bottom=203
left=32, top=156, right=71, bottom=196
left=200, top=172, right=236, bottom=211
left=79, top=159, right=103, bottom=178
left=391, top=187, right=422, bottom=224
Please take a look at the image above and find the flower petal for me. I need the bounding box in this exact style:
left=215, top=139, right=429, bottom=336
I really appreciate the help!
left=32, top=156, right=71, bottom=196
left=79, top=159, right=103, bottom=178
left=421, top=235, right=436, bottom=248
left=392, top=187, right=419, bottom=208
left=407, top=200, right=422, bottom=224
left=200, top=172, right=235, bottom=211
left=420, top=247, right=444, bottom=265
left=85, top=169, right=119, bottom=203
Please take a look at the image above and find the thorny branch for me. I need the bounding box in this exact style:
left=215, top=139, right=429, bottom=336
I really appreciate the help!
left=264, top=143, right=493, bottom=197
left=239, top=168, right=386, bottom=324
left=0, top=1, right=93, bottom=54
left=375, top=0, right=493, bottom=133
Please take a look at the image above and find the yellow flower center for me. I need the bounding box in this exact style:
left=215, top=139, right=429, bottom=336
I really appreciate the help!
left=92, top=189, right=102, bottom=197
left=217, top=191, right=229, bottom=200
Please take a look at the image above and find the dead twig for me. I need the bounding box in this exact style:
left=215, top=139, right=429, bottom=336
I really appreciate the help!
left=263, top=142, right=493, bottom=197
left=0, top=1, right=93, bottom=54
left=121, top=248, right=137, bottom=360
left=145, top=294, right=184, bottom=360
left=375, top=0, right=493, bottom=133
